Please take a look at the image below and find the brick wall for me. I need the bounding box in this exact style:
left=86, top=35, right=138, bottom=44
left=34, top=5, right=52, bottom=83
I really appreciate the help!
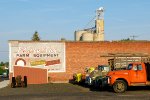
left=14, top=66, right=48, bottom=84
left=48, top=41, right=150, bottom=82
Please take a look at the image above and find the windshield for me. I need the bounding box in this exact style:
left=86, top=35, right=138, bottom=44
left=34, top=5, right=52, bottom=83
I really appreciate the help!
left=127, top=64, right=133, bottom=70
left=103, top=67, right=110, bottom=72
left=98, top=65, right=110, bottom=72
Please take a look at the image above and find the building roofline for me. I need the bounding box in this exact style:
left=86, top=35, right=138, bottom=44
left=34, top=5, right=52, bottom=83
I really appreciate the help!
left=8, top=40, right=150, bottom=43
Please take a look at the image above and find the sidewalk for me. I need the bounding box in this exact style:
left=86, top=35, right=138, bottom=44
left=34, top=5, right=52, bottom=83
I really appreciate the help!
left=0, top=78, right=10, bottom=89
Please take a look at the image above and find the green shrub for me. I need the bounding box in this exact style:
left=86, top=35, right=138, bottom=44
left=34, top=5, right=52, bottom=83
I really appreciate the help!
left=0, top=67, right=5, bottom=75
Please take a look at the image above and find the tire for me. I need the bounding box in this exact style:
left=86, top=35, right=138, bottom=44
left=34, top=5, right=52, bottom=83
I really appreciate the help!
left=22, top=82, right=26, bottom=88
left=98, top=80, right=103, bottom=90
left=11, top=77, right=16, bottom=88
left=11, top=83, right=16, bottom=88
left=24, top=76, right=27, bottom=87
left=113, top=80, right=127, bottom=93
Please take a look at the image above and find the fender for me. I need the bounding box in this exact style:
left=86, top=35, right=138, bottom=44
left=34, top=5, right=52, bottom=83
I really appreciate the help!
left=109, top=74, right=129, bottom=86
left=107, top=70, right=130, bottom=86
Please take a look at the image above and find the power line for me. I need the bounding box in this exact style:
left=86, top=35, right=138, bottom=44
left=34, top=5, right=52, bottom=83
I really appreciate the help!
left=83, top=15, right=96, bottom=29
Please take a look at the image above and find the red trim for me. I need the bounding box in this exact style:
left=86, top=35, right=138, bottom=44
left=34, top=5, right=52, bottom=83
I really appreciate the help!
left=15, top=58, right=26, bottom=66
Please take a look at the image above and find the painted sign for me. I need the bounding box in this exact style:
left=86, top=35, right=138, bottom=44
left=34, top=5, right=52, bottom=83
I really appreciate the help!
left=9, top=42, right=66, bottom=73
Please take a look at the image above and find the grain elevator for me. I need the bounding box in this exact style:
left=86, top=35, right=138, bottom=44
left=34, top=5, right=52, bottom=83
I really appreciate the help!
left=75, top=7, right=104, bottom=41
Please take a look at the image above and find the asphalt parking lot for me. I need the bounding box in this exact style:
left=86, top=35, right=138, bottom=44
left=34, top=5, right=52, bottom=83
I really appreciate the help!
left=0, top=83, right=150, bottom=100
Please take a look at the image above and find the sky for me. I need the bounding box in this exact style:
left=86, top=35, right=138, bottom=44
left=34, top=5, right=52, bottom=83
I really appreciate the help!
left=0, top=0, right=150, bottom=61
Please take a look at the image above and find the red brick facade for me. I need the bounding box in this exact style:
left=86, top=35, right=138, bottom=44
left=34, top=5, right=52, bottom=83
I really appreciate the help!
left=14, top=66, right=48, bottom=84
left=10, top=41, right=150, bottom=83
left=48, top=41, right=150, bottom=82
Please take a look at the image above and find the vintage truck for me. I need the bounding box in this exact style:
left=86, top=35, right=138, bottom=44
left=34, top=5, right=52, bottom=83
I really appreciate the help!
left=85, top=65, right=110, bottom=86
left=73, top=67, right=95, bottom=84
left=106, top=62, right=150, bottom=93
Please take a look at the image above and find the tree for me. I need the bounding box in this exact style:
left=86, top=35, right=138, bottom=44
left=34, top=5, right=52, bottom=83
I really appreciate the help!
left=61, top=38, right=66, bottom=41
left=0, top=67, right=5, bottom=75
left=5, top=62, right=9, bottom=67
left=120, top=38, right=131, bottom=41
left=0, top=62, right=4, bottom=66
left=32, top=31, right=41, bottom=41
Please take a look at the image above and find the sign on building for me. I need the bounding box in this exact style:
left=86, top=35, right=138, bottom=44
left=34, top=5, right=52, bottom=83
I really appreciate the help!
left=9, top=41, right=66, bottom=73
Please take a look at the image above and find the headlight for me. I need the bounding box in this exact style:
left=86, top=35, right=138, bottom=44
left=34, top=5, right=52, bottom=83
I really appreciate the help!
left=106, top=76, right=111, bottom=84
left=92, top=77, right=95, bottom=80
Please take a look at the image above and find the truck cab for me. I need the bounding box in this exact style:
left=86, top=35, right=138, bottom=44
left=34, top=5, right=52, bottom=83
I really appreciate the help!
left=107, top=62, right=150, bottom=93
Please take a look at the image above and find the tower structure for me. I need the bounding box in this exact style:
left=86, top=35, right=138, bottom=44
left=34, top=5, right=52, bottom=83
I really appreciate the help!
left=94, top=7, right=104, bottom=41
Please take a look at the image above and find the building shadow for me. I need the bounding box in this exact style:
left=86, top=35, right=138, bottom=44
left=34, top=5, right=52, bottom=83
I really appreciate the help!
left=69, top=79, right=113, bottom=92
left=128, top=86, right=150, bottom=91
left=69, top=79, right=150, bottom=93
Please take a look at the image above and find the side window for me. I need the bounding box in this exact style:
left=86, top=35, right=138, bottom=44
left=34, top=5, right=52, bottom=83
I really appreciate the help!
left=137, top=65, right=142, bottom=70
left=127, top=64, right=133, bottom=70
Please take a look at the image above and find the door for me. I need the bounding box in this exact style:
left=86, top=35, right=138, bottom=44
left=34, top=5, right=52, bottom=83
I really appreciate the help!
left=130, top=64, right=146, bottom=83
left=136, top=64, right=146, bottom=82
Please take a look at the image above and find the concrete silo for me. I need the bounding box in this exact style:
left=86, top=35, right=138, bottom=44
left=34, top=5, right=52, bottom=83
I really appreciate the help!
left=74, top=30, right=86, bottom=41
left=96, top=19, right=104, bottom=34
left=82, top=32, right=93, bottom=41
left=93, top=33, right=104, bottom=41
left=74, top=7, right=105, bottom=42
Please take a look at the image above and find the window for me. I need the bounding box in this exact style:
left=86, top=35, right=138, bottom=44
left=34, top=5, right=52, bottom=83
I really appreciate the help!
left=133, top=65, right=138, bottom=71
left=127, top=64, right=133, bottom=70
left=137, top=65, right=142, bottom=70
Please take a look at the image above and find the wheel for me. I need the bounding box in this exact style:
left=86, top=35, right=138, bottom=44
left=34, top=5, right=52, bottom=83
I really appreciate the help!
left=21, top=82, right=26, bottom=88
left=11, top=83, right=16, bottom=88
left=113, top=80, right=127, bottom=93
left=24, top=76, right=27, bottom=87
left=98, top=80, right=103, bottom=90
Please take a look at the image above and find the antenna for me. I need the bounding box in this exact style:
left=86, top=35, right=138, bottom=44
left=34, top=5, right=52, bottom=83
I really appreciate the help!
left=130, top=35, right=138, bottom=40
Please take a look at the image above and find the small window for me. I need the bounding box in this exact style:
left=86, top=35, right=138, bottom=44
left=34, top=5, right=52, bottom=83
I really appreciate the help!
left=137, top=65, right=142, bottom=70
left=133, top=65, right=137, bottom=71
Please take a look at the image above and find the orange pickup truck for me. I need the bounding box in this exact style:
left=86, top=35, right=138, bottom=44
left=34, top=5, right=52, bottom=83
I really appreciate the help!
left=106, top=62, right=150, bottom=93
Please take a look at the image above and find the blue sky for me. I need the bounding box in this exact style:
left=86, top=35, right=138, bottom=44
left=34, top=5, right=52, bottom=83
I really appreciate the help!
left=0, top=0, right=150, bottom=61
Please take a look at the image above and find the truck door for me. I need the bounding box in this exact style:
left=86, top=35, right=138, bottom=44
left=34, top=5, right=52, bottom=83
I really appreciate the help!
left=137, top=64, right=146, bottom=82
left=130, top=64, right=146, bottom=83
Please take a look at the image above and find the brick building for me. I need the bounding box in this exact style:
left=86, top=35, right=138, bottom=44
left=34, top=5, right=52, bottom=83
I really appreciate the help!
left=9, top=40, right=150, bottom=84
